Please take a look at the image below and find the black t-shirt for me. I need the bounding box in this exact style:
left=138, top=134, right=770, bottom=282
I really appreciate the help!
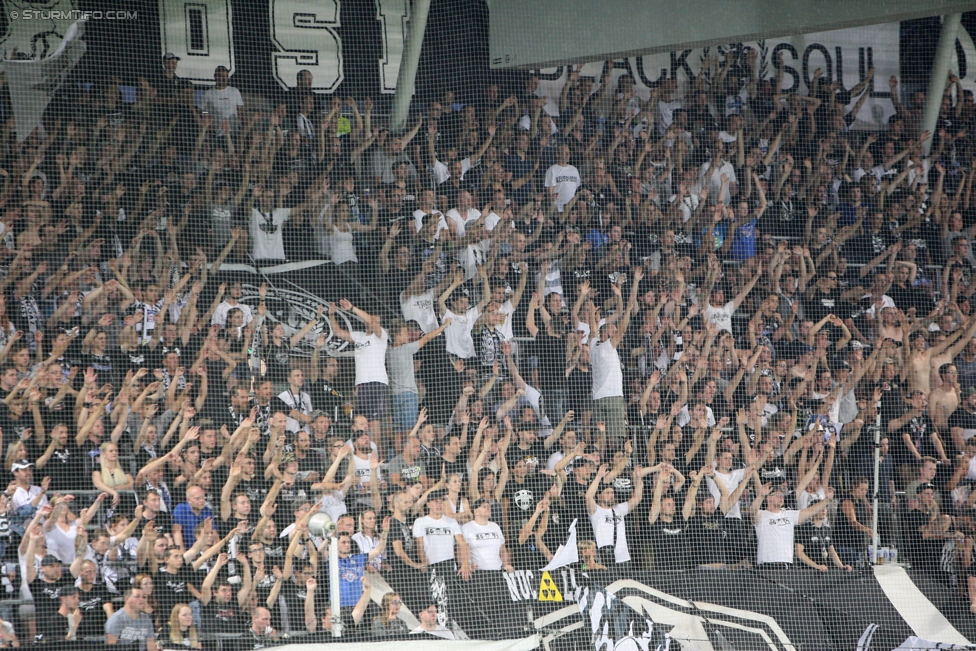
left=236, top=476, right=270, bottom=509
left=272, top=483, right=309, bottom=530
left=155, top=565, right=199, bottom=613
left=41, top=440, right=87, bottom=491
left=560, top=479, right=593, bottom=540
left=803, top=288, right=842, bottom=325
left=502, top=474, right=549, bottom=533
left=36, top=610, right=71, bottom=644
left=203, top=598, right=244, bottom=635
left=536, top=334, right=568, bottom=392
left=77, top=582, right=113, bottom=638
left=29, top=575, right=74, bottom=619
left=311, top=379, right=345, bottom=415
left=894, top=412, right=939, bottom=466
left=686, top=513, right=728, bottom=566
left=505, top=441, right=546, bottom=469
left=83, top=350, right=125, bottom=387
left=947, top=407, right=976, bottom=457
left=795, top=522, right=835, bottom=568
left=646, top=517, right=691, bottom=571
left=387, top=515, right=417, bottom=573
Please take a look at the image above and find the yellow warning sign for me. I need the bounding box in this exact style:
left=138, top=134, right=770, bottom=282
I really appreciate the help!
left=538, top=570, right=563, bottom=602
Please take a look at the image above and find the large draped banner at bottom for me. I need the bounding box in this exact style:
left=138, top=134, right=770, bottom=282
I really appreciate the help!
left=378, top=565, right=976, bottom=651
left=237, top=565, right=976, bottom=650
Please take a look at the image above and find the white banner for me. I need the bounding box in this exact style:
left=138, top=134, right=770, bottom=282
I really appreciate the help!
left=279, top=636, right=542, bottom=651
left=3, top=17, right=86, bottom=141
left=534, top=24, right=902, bottom=130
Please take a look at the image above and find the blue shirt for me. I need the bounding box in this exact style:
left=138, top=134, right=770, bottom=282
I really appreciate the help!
left=330, top=553, right=368, bottom=607
left=172, top=503, right=214, bottom=548
left=729, top=218, right=757, bottom=261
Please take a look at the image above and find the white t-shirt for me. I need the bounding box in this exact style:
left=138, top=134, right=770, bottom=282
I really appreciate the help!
left=250, top=207, right=291, bottom=261
left=590, top=337, right=623, bottom=400
left=401, top=289, right=439, bottom=334
left=211, top=301, right=254, bottom=327
left=544, top=164, right=581, bottom=212
left=277, top=389, right=313, bottom=434
left=445, top=207, right=481, bottom=238
left=704, top=301, right=736, bottom=334
left=413, top=515, right=461, bottom=564
left=495, top=300, right=515, bottom=341
left=443, top=307, right=480, bottom=359
left=432, top=158, right=473, bottom=184
left=483, top=211, right=511, bottom=233
left=351, top=454, right=379, bottom=492
left=457, top=240, right=490, bottom=281
left=413, top=209, right=449, bottom=239
left=698, top=160, right=737, bottom=205
left=706, top=468, right=746, bottom=519
left=754, top=509, right=800, bottom=565
left=199, top=86, right=244, bottom=131
left=675, top=405, right=716, bottom=428
left=462, top=521, right=505, bottom=571
left=589, top=503, right=631, bottom=563
left=350, top=329, right=389, bottom=385
left=657, top=99, right=682, bottom=134
left=11, top=485, right=45, bottom=512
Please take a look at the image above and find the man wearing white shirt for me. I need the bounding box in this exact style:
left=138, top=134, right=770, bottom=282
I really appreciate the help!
left=698, top=147, right=737, bottom=206
left=412, top=189, right=448, bottom=238
left=586, top=463, right=644, bottom=565
left=428, top=123, right=495, bottom=185
left=751, top=483, right=833, bottom=568
left=544, top=145, right=581, bottom=212
left=438, top=268, right=491, bottom=360
left=445, top=191, right=481, bottom=239
left=211, top=281, right=254, bottom=327
left=276, top=368, right=313, bottom=434
left=413, top=490, right=473, bottom=606
left=329, top=300, right=389, bottom=443
left=482, top=189, right=513, bottom=233
left=588, top=270, right=641, bottom=447
left=703, top=266, right=762, bottom=334
left=198, top=66, right=244, bottom=136
left=10, top=461, right=47, bottom=512
left=248, top=187, right=314, bottom=263
left=461, top=499, right=512, bottom=572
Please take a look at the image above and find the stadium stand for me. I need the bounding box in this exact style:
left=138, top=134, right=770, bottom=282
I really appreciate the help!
left=0, top=2, right=975, bottom=650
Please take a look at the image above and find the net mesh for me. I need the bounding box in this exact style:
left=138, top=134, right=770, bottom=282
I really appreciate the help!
left=0, top=2, right=973, bottom=650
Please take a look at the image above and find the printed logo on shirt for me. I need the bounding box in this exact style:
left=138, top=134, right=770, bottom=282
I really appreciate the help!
left=766, top=517, right=793, bottom=527
left=424, top=527, right=454, bottom=536
left=472, top=532, right=500, bottom=541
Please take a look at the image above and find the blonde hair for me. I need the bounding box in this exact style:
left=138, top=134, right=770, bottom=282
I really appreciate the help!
left=578, top=540, right=597, bottom=556
left=167, top=603, right=199, bottom=647
left=375, top=592, right=401, bottom=625
left=98, top=442, right=129, bottom=488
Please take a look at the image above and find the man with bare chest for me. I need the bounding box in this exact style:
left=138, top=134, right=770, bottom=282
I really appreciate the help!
left=904, top=316, right=976, bottom=396
left=929, top=364, right=961, bottom=434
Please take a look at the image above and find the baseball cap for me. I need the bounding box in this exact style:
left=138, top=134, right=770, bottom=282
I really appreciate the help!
left=963, top=387, right=976, bottom=398
left=831, top=359, right=851, bottom=372
left=918, top=482, right=937, bottom=492
left=799, top=344, right=814, bottom=354
left=10, top=461, right=32, bottom=472
left=163, top=52, right=181, bottom=61
left=40, top=555, right=62, bottom=567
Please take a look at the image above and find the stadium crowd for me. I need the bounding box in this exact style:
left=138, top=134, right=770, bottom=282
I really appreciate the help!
left=0, top=42, right=975, bottom=648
